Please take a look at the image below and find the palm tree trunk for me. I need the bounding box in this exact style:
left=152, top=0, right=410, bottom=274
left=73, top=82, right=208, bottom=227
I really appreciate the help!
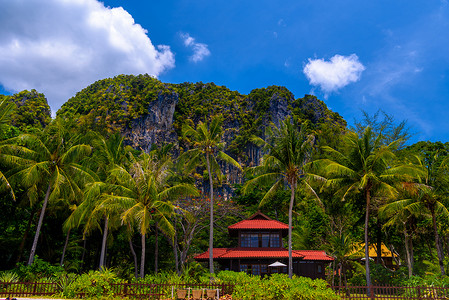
left=410, top=237, right=414, bottom=272
left=154, top=223, right=159, bottom=274
left=128, top=237, right=138, bottom=279
left=338, top=263, right=342, bottom=286
left=28, top=183, right=51, bottom=266
left=173, top=227, right=180, bottom=275
left=140, top=233, right=146, bottom=278
left=17, top=207, right=37, bottom=264
left=404, top=227, right=412, bottom=277
left=365, top=187, right=373, bottom=298
left=206, top=153, right=214, bottom=280
left=331, top=260, right=336, bottom=286
left=288, top=180, right=296, bottom=279
left=80, top=238, right=87, bottom=271
left=126, top=223, right=138, bottom=279
left=99, top=215, right=108, bottom=269
left=60, top=229, right=71, bottom=267
left=431, top=209, right=445, bottom=276
left=376, top=218, right=382, bottom=264
left=343, top=263, right=350, bottom=297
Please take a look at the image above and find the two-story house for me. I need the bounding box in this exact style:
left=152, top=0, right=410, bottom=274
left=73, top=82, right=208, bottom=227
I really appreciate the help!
left=194, top=211, right=333, bottom=279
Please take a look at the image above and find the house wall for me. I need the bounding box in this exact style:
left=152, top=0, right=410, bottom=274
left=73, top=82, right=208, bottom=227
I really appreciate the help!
left=298, top=261, right=326, bottom=279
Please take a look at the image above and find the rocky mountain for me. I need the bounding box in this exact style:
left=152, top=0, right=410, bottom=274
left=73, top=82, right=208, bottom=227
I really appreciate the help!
left=57, top=74, right=346, bottom=168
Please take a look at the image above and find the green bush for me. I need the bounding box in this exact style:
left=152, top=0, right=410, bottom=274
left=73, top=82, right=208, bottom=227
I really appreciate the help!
left=15, top=256, right=64, bottom=281
left=404, top=274, right=449, bottom=287
left=370, top=264, right=407, bottom=286
left=0, top=271, right=19, bottom=283
left=215, top=271, right=340, bottom=300
left=63, top=268, right=120, bottom=299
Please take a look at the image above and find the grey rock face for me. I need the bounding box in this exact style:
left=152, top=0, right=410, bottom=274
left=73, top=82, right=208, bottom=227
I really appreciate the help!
left=123, top=91, right=179, bottom=153
left=269, top=92, right=293, bottom=128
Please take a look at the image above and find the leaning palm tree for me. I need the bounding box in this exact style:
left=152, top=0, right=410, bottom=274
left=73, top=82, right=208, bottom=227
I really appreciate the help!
left=243, top=116, right=317, bottom=279
left=181, top=116, right=242, bottom=278
left=101, top=151, right=198, bottom=278
left=5, top=119, right=93, bottom=265
left=315, top=127, right=419, bottom=292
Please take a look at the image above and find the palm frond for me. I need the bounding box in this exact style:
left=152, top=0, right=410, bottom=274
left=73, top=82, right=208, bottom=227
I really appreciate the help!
left=259, top=179, right=283, bottom=208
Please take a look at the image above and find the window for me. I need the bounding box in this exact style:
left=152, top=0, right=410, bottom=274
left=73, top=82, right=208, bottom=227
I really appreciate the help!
left=241, top=232, right=281, bottom=247
left=240, top=264, right=248, bottom=272
left=241, top=233, right=250, bottom=247
left=262, top=234, right=270, bottom=247
left=250, top=234, right=258, bottom=247
left=317, top=265, right=322, bottom=273
left=270, top=234, right=280, bottom=247
left=252, top=265, right=260, bottom=275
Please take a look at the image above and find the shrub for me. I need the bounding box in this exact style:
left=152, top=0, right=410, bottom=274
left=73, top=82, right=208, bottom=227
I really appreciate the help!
left=370, top=264, right=407, bottom=286
left=15, top=256, right=64, bottom=281
left=0, top=271, right=19, bottom=283
left=215, top=271, right=339, bottom=300
left=63, top=268, right=119, bottom=299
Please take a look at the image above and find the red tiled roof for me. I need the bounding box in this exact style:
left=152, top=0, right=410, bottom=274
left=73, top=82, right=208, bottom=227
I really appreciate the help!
left=228, top=219, right=289, bottom=230
left=194, top=248, right=333, bottom=261
left=195, top=248, right=304, bottom=260
left=295, top=250, right=334, bottom=261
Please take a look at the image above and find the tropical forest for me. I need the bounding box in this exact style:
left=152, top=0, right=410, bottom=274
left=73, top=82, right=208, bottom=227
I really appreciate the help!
left=1, top=74, right=449, bottom=299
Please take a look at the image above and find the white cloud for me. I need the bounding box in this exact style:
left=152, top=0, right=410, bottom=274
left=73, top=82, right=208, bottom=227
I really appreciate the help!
left=0, top=0, right=175, bottom=113
left=303, top=54, right=365, bottom=95
left=180, top=33, right=211, bottom=63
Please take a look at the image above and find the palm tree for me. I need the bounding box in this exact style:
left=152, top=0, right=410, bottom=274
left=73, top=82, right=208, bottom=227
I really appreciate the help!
left=315, top=127, right=417, bottom=292
left=102, top=151, right=198, bottom=278
left=64, top=132, right=130, bottom=269
left=0, top=98, right=17, bottom=200
left=327, top=232, right=362, bottom=292
left=381, top=152, right=449, bottom=276
left=5, top=119, right=93, bottom=265
left=418, top=152, right=449, bottom=276
left=379, top=196, right=417, bottom=277
left=181, top=116, right=242, bottom=278
left=243, top=116, right=317, bottom=279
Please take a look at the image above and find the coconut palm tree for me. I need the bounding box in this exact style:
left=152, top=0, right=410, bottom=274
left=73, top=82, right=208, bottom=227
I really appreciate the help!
left=418, top=152, right=449, bottom=276
left=64, top=132, right=130, bottom=269
left=381, top=151, right=449, bottom=276
left=327, top=232, right=362, bottom=291
left=315, top=127, right=419, bottom=292
left=0, top=98, right=16, bottom=200
left=243, top=116, right=317, bottom=279
left=181, top=116, right=242, bottom=278
left=379, top=196, right=417, bottom=277
left=5, top=119, right=93, bottom=265
left=101, top=151, right=198, bottom=278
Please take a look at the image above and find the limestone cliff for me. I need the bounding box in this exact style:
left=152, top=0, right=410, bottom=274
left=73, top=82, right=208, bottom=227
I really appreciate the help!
left=57, top=74, right=346, bottom=173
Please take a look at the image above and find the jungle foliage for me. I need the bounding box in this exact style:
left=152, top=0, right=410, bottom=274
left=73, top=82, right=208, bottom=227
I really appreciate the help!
left=2, top=75, right=449, bottom=293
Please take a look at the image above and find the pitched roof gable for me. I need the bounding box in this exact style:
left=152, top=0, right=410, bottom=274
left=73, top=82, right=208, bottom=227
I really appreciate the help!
left=228, top=211, right=289, bottom=231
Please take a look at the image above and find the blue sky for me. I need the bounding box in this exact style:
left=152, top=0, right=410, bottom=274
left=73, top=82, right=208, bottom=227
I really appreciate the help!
left=1, top=0, right=449, bottom=143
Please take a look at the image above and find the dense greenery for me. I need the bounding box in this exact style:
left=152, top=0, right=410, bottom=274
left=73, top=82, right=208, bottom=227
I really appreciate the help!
left=0, top=89, right=51, bottom=133
left=3, top=75, right=449, bottom=296
left=57, top=75, right=345, bottom=161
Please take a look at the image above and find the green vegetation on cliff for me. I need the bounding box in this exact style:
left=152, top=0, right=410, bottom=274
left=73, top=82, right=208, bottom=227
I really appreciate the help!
left=57, top=74, right=346, bottom=160
left=0, top=89, right=51, bottom=133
